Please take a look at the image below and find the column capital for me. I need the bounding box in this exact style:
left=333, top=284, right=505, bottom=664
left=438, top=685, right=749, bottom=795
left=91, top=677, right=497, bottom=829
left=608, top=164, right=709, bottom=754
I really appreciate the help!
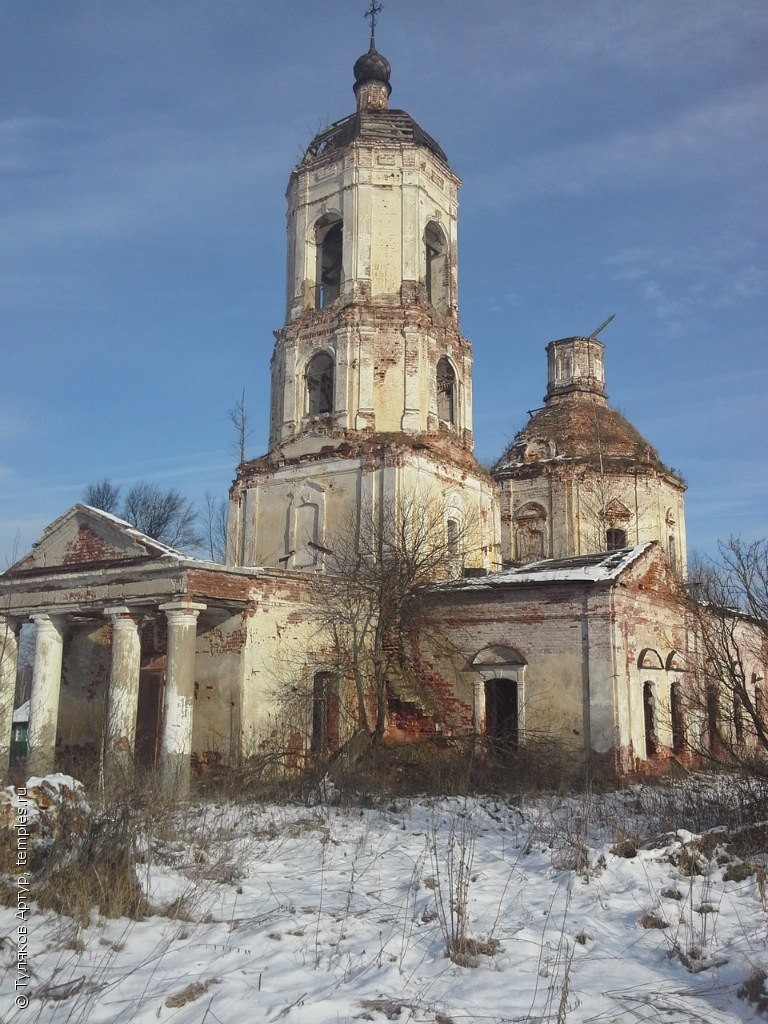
left=160, top=601, right=206, bottom=618
left=104, top=605, right=130, bottom=617
left=31, top=612, right=65, bottom=634
left=103, top=606, right=140, bottom=626
left=0, top=614, right=21, bottom=636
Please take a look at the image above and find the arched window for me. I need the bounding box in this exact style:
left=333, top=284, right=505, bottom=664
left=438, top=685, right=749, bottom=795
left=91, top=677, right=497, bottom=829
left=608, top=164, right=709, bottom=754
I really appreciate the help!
left=436, top=356, right=456, bottom=425
left=514, top=502, right=547, bottom=563
left=425, top=221, right=448, bottom=313
left=306, top=352, right=334, bottom=416
left=312, top=671, right=339, bottom=756
left=643, top=682, right=657, bottom=756
left=315, top=216, right=343, bottom=308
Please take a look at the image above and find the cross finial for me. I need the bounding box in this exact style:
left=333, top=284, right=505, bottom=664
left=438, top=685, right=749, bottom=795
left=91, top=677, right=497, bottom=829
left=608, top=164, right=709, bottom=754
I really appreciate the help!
left=364, top=1, right=383, bottom=48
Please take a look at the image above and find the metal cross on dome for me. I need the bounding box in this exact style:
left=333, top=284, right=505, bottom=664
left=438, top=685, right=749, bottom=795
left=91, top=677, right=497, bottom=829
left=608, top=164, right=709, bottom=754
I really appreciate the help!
left=364, top=1, right=383, bottom=45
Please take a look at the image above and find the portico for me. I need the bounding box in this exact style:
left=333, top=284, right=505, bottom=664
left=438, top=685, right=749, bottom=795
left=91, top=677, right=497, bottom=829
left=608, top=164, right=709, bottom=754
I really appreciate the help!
left=0, top=505, right=258, bottom=792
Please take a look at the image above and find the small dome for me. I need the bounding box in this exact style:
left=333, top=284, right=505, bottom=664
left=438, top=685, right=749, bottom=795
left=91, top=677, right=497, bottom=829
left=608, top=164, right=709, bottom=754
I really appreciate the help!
left=492, top=399, right=684, bottom=483
left=353, top=45, right=392, bottom=96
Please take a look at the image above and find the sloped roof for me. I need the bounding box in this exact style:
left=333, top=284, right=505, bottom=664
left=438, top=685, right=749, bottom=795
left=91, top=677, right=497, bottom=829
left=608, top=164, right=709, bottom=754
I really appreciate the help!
left=301, top=109, right=448, bottom=165
left=437, top=543, right=654, bottom=593
left=5, top=504, right=184, bottom=575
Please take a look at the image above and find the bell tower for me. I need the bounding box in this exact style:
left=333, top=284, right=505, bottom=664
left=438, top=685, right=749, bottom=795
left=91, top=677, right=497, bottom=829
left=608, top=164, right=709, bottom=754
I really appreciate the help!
left=268, top=29, right=471, bottom=450
left=229, top=22, right=500, bottom=573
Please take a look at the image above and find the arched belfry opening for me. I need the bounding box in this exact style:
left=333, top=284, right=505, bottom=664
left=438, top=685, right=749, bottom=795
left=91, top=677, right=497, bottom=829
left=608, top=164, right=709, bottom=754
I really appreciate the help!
left=306, top=351, right=335, bottom=416
left=436, top=356, right=456, bottom=426
left=315, top=215, right=343, bottom=308
left=425, top=221, right=448, bottom=313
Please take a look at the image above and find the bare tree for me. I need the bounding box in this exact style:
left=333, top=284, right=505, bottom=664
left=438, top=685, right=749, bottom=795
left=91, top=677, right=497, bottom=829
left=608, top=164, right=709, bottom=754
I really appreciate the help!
left=122, top=482, right=202, bottom=551
left=314, top=492, right=470, bottom=742
left=229, top=389, right=251, bottom=467
left=201, top=490, right=229, bottom=563
left=83, top=478, right=121, bottom=515
left=83, top=479, right=203, bottom=552
left=686, top=537, right=768, bottom=774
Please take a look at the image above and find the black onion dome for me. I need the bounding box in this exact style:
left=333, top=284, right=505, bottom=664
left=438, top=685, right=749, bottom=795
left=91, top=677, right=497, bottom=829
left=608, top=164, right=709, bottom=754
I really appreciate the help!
left=353, top=45, right=392, bottom=93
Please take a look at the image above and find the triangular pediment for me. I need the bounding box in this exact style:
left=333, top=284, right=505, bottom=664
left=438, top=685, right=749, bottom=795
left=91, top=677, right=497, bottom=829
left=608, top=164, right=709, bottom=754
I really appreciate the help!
left=6, top=504, right=182, bottom=574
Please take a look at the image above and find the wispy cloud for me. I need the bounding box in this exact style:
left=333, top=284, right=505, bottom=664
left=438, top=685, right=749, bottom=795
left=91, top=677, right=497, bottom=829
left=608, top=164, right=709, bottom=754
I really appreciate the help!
left=606, top=237, right=766, bottom=327
left=0, top=117, right=287, bottom=252
left=472, top=83, right=767, bottom=205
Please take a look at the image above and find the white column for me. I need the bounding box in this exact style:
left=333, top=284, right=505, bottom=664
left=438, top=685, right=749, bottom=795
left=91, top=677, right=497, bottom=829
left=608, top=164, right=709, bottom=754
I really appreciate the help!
left=104, top=607, right=141, bottom=775
left=28, top=614, right=65, bottom=778
left=0, top=616, right=20, bottom=779
left=159, top=601, right=205, bottom=797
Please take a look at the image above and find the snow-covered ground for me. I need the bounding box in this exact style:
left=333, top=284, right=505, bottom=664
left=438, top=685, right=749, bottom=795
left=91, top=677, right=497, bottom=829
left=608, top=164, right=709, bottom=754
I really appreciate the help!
left=2, top=780, right=767, bottom=1023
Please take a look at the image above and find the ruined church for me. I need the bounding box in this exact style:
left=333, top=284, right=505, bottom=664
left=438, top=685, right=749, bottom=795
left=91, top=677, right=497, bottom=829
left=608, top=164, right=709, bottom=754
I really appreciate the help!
left=0, top=30, right=724, bottom=790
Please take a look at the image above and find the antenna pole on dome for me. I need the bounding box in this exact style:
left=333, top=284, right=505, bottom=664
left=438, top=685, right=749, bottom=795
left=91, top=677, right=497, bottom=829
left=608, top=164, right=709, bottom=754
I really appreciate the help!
left=364, top=1, right=383, bottom=49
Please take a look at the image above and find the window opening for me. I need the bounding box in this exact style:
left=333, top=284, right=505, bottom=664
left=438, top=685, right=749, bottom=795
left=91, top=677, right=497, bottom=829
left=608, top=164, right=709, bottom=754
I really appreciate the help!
left=316, top=219, right=343, bottom=308
left=706, top=684, right=720, bottom=751
left=484, top=678, right=519, bottom=748
left=425, top=221, right=448, bottom=313
left=312, top=671, right=339, bottom=756
left=436, top=357, right=456, bottom=425
left=670, top=682, right=685, bottom=753
left=643, top=682, right=657, bottom=756
left=755, top=677, right=766, bottom=727
left=606, top=528, right=627, bottom=550
left=734, top=691, right=744, bottom=745
left=668, top=534, right=677, bottom=572
left=446, top=517, right=459, bottom=557
left=306, top=352, right=334, bottom=416
left=514, top=503, right=547, bottom=563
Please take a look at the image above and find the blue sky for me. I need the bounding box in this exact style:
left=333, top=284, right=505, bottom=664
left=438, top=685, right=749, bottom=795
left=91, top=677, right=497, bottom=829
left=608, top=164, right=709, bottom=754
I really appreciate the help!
left=1, top=1, right=766, bottom=566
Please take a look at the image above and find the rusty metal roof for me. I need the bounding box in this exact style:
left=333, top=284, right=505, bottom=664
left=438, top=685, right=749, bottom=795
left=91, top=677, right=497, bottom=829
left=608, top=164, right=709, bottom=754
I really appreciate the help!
left=301, top=109, right=448, bottom=165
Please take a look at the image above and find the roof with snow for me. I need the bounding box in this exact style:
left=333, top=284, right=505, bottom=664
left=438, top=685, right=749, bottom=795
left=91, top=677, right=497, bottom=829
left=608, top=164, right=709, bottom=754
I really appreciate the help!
left=438, top=543, right=654, bottom=592
left=4, top=503, right=185, bottom=576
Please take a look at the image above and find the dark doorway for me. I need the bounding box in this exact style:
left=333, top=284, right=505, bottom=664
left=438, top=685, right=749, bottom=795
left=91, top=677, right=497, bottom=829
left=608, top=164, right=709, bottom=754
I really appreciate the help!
left=136, top=667, right=165, bottom=768
left=485, top=679, right=518, bottom=747
left=670, top=682, right=685, bottom=753
left=643, top=682, right=657, bottom=756
left=312, top=671, right=339, bottom=757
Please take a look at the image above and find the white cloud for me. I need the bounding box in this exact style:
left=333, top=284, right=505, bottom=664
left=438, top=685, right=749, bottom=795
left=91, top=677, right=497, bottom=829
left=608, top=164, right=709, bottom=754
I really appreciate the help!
left=472, top=83, right=767, bottom=205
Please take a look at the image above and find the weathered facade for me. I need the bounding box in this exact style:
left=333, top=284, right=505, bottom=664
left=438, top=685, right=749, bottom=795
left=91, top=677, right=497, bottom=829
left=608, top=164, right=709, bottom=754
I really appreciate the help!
left=1, top=32, right=761, bottom=789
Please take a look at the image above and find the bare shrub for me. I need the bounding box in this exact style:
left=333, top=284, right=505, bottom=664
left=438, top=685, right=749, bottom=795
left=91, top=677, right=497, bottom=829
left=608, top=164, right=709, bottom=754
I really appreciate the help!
left=166, top=978, right=219, bottom=1008
left=639, top=910, right=669, bottom=929
left=738, top=968, right=768, bottom=1014
left=35, top=802, right=147, bottom=926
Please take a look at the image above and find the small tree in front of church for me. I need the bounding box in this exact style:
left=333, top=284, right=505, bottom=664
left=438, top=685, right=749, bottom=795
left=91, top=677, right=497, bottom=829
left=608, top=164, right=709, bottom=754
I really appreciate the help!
left=313, top=491, right=470, bottom=742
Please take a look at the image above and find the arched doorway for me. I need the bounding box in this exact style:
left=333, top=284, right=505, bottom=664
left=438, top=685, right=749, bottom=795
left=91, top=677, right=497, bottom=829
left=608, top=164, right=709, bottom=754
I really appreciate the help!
left=470, top=645, right=526, bottom=748
left=484, top=678, right=519, bottom=747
